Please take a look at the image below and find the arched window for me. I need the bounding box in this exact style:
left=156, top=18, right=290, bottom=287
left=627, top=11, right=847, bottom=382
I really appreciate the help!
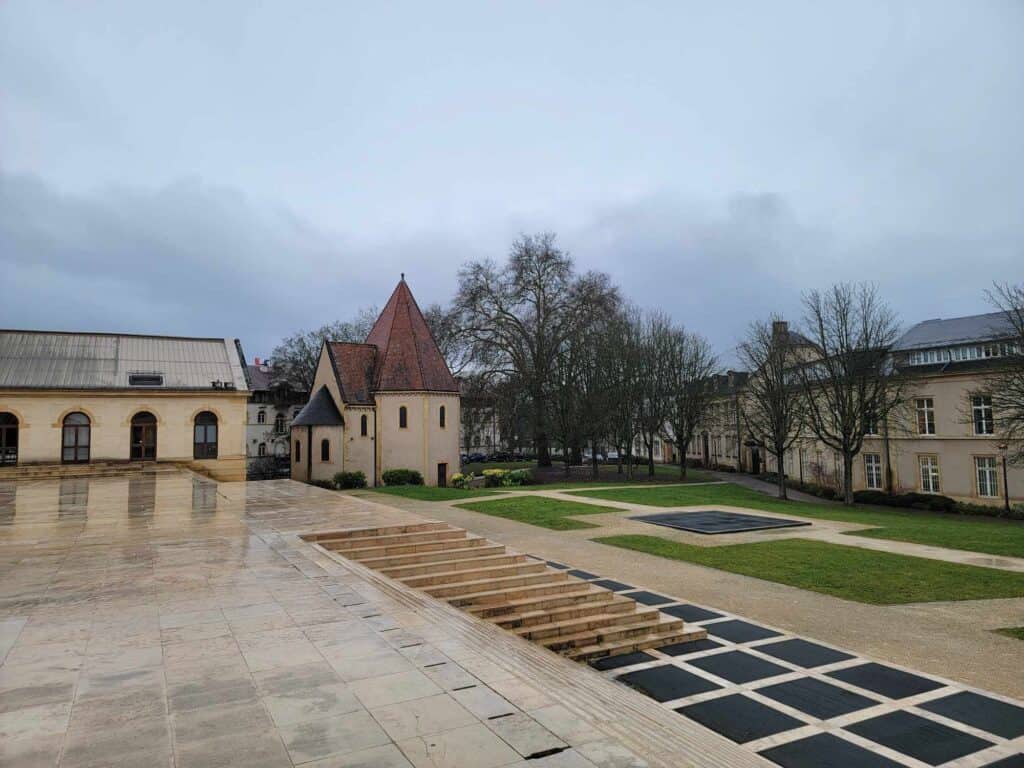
left=258, top=442, right=267, bottom=457
left=0, top=412, right=17, bottom=466
left=193, top=411, right=218, bottom=459
left=130, top=411, right=157, bottom=460
left=257, top=410, right=266, bottom=424
left=274, top=413, right=286, bottom=434
left=439, top=405, right=446, bottom=429
left=62, top=412, right=91, bottom=464
left=360, top=414, right=368, bottom=436
left=399, top=406, right=408, bottom=429
left=321, top=439, right=330, bottom=461
left=294, top=440, right=301, bottom=463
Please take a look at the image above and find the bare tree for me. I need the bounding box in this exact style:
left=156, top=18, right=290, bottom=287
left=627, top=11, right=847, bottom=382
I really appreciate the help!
left=453, top=233, right=619, bottom=466
left=458, top=372, right=495, bottom=456
left=738, top=317, right=806, bottom=498
left=423, top=303, right=473, bottom=377
left=796, top=283, right=905, bottom=505
left=665, top=328, right=719, bottom=480
left=270, top=307, right=378, bottom=391
left=982, top=282, right=1024, bottom=463
left=636, top=313, right=676, bottom=477
left=605, top=308, right=644, bottom=478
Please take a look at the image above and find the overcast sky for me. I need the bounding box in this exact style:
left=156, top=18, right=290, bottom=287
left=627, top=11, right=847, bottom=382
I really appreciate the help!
left=2, top=1, right=1022, bottom=363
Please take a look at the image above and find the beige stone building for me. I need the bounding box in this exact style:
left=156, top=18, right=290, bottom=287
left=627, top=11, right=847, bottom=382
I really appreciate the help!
left=687, top=313, right=1023, bottom=506
left=0, top=331, right=250, bottom=481
left=290, top=278, right=461, bottom=487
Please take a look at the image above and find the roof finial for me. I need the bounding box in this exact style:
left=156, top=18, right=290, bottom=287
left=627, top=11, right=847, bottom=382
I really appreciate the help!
left=400, top=272, right=405, bottom=282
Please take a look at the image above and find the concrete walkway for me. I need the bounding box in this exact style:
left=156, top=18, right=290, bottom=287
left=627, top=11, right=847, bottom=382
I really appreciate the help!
left=363, top=491, right=1024, bottom=699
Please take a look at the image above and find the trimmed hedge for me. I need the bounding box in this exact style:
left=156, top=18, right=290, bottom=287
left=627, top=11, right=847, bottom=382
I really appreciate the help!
left=333, top=471, right=367, bottom=489
left=309, top=479, right=335, bottom=490
left=382, top=468, right=424, bottom=486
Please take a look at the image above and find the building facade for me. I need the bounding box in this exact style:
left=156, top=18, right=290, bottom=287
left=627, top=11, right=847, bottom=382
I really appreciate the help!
left=245, top=358, right=307, bottom=477
left=0, top=331, right=250, bottom=481
left=686, top=313, right=1023, bottom=506
left=290, top=278, right=461, bottom=487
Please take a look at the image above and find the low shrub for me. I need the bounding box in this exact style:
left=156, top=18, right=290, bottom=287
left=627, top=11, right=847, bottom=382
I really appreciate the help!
left=501, top=468, right=533, bottom=487
left=333, top=471, right=367, bottom=489
left=382, top=468, right=424, bottom=486
left=310, top=479, right=335, bottom=490
left=482, top=468, right=509, bottom=487
left=450, top=472, right=475, bottom=489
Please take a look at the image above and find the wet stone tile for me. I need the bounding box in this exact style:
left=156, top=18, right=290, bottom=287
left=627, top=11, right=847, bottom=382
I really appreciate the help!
left=704, top=619, right=781, bottom=644
left=676, top=693, right=804, bottom=744
left=759, top=732, right=904, bottom=768
left=755, top=677, right=879, bottom=720
left=846, top=710, right=993, bottom=765
left=827, top=662, right=944, bottom=700
left=616, top=665, right=721, bottom=702
left=755, top=638, right=854, bottom=669
left=684, top=650, right=791, bottom=685
left=918, top=691, right=1024, bottom=739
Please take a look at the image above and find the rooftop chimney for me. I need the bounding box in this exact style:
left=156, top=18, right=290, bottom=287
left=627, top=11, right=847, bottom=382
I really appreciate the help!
left=772, top=320, right=789, bottom=340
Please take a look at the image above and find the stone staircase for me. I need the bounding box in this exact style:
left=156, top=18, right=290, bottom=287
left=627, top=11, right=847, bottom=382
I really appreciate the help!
left=0, top=461, right=182, bottom=482
left=306, top=521, right=706, bottom=662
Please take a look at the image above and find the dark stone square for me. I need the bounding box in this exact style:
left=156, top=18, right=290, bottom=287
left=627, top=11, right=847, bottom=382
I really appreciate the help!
left=589, top=651, right=656, bottom=671
left=630, top=509, right=810, bottom=535
left=756, top=677, right=879, bottom=719
left=685, top=650, right=791, bottom=684
left=706, top=619, right=782, bottom=643
left=591, top=578, right=634, bottom=592
left=760, top=732, right=905, bottom=768
left=545, top=560, right=569, bottom=569
left=846, top=710, right=993, bottom=765
left=983, top=756, right=1024, bottom=767
left=624, top=590, right=675, bottom=606
left=660, top=604, right=723, bottom=622
left=919, top=691, right=1024, bottom=740
left=567, top=569, right=598, bottom=579
left=756, top=638, right=855, bottom=669
left=827, top=662, right=944, bottom=699
left=676, top=693, right=804, bottom=743
left=657, top=638, right=724, bottom=656
left=616, top=664, right=721, bottom=702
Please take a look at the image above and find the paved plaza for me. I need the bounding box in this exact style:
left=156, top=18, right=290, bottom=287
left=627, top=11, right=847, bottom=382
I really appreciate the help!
left=0, top=471, right=764, bottom=768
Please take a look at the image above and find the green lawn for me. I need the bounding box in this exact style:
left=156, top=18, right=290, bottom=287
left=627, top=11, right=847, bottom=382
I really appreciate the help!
left=595, top=535, right=1024, bottom=604
left=995, top=627, right=1024, bottom=641
left=368, top=486, right=497, bottom=501
left=454, top=496, right=623, bottom=530
left=570, top=483, right=1024, bottom=559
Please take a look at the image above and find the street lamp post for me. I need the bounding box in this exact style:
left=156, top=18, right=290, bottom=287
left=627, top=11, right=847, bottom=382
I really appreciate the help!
left=997, top=443, right=1010, bottom=514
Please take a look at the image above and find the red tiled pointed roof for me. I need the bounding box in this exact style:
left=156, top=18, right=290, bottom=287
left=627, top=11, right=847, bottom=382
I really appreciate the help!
left=327, top=342, right=377, bottom=405
left=364, top=279, right=459, bottom=393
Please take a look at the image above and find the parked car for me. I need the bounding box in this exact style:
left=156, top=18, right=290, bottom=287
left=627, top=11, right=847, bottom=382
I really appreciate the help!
left=466, top=452, right=487, bottom=463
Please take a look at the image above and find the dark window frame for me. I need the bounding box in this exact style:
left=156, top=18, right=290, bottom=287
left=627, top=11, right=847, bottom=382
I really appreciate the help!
left=361, top=413, right=368, bottom=436
left=295, top=440, right=301, bottom=463
left=193, top=411, right=218, bottom=460
left=399, top=406, right=408, bottom=429
left=439, top=405, right=446, bottom=429
left=321, top=438, right=330, bottom=462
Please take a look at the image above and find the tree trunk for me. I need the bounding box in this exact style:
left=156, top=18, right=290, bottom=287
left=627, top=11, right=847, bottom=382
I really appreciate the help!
left=843, top=452, right=855, bottom=505
left=591, top=441, right=599, bottom=480
left=647, top=441, right=655, bottom=477
left=533, top=391, right=551, bottom=467
left=616, top=444, right=623, bottom=475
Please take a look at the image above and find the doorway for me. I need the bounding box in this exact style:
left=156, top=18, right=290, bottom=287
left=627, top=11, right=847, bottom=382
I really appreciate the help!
left=62, top=412, right=91, bottom=464
left=437, top=462, right=447, bottom=488
left=130, top=412, right=157, bottom=460
left=0, top=413, right=17, bottom=466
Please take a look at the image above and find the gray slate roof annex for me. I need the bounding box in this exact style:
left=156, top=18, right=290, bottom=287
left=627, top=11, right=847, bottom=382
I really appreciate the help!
left=894, top=311, right=1015, bottom=351
left=291, top=386, right=344, bottom=427
left=0, top=330, right=249, bottom=391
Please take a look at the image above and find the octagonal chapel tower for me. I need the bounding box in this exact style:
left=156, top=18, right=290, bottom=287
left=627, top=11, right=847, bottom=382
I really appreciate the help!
left=291, top=277, right=461, bottom=487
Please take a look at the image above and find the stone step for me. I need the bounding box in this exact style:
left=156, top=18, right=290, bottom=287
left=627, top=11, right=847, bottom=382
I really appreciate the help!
left=400, top=560, right=547, bottom=589
left=360, top=542, right=504, bottom=569
left=497, top=594, right=634, bottom=630
left=567, top=626, right=709, bottom=661
left=322, top=528, right=468, bottom=551
left=424, top=570, right=569, bottom=600
left=541, top=617, right=685, bottom=652
left=471, top=586, right=612, bottom=620
left=339, top=535, right=488, bottom=561
left=517, top=606, right=661, bottom=641
left=309, top=521, right=452, bottom=543
left=381, top=552, right=524, bottom=579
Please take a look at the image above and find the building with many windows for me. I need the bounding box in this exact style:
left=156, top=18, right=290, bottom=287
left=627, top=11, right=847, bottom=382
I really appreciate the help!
left=290, top=278, right=461, bottom=487
left=245, top=358, right=307, bottom=477
left=0, top=331, right=250, bottom=481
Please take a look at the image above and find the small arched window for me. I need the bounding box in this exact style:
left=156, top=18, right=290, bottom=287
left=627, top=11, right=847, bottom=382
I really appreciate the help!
left=439, top=405, right=446, bottom=429
left=321, top=438, right=330, bottom=462
left=258, top=442, right=267, bottom=457
left=295, top=440, right=301, bottom=463
left=62, top=412, right=91, bottom=464
left=360, top=414, right=368, bottom=436
left=257, top=410, right=266, bottom=424
left=274, top=413, right=286, bottom=434
left=193, top=411, right=218, bottom=459
left=399, top=406, right=408, bottom=429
